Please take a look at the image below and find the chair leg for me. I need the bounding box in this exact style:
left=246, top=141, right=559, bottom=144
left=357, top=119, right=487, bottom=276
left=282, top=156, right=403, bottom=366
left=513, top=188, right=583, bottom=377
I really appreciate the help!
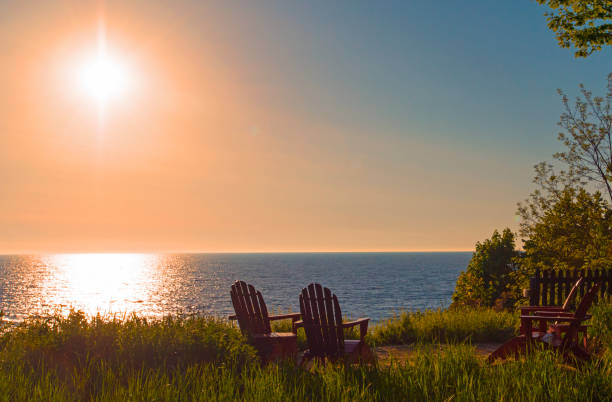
left=568, top=344, right=590, bottom=362
left=358, top=344, right=376, bottom=365
left=488, top=336, right=526, bottom=363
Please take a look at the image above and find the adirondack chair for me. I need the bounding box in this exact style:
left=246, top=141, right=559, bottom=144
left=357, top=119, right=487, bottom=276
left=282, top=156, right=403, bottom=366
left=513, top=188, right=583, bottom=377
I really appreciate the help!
left=519, top=277, right=589, bottom=347
left=229, top=280, right=301, bottom=361
left=295, top=283, right=374, bottom=365
left=488, top=282, right=601, bottom=363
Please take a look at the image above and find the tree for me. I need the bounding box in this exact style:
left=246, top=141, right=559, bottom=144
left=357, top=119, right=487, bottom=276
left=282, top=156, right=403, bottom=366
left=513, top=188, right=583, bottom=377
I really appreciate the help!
left=511, top=188, right=612, bottom=301
left=517, top=74, right=612, bottom=238
left=522, top=188, right=612, bottom=270
left=452, top=229, right=519, bottom=308
left=535, top=0, right=612, bottom=57
left=556, top=73, right=612, bottom=202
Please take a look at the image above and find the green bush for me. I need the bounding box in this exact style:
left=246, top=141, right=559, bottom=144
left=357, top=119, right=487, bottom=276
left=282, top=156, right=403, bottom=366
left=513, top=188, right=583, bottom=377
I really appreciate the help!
left=452, top=229, right=519, bottom=308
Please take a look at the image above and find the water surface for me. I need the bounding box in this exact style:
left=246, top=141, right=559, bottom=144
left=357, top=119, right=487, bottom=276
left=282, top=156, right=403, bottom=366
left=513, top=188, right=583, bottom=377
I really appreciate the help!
left=0, top=252, right=471, bottom=322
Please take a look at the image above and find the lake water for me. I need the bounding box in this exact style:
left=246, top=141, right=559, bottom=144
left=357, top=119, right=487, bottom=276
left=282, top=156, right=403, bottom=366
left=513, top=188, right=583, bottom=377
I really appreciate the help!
left=0, top=252, right=471, bottom=323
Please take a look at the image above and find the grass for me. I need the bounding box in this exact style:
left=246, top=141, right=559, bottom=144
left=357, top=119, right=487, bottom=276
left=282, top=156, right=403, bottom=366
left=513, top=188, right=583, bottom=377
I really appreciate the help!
left=367, top=307, right=518, bottom=345
left=0, top=304, right=609, bottom=401
left=0, top=344, right=609, bottom=401
left=270, top=307, right=518, bottom=348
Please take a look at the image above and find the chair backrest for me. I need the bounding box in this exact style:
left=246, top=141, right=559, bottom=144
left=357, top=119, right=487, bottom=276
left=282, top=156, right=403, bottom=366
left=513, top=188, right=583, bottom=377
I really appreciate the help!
left=299, top=283, right=344, bottom=357
left=562, top=282, right=600, bottom=348
left=561, top=277, right=583, bottom=310
left=230, top=281, right=271, bottom=335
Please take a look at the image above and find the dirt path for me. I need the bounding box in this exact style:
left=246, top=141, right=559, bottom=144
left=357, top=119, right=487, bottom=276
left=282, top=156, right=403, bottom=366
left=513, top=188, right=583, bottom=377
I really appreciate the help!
left=375, top=343, right=502, bottom=365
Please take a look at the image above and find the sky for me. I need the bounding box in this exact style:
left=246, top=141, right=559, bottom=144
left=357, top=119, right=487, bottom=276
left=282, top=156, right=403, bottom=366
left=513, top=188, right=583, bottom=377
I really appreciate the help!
left=0, top=1, right=610, bottom=253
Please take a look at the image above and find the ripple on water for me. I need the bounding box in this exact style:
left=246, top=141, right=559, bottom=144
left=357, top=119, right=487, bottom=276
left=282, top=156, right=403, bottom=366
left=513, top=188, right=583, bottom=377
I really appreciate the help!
left=0, top=252, right=471, bottom=322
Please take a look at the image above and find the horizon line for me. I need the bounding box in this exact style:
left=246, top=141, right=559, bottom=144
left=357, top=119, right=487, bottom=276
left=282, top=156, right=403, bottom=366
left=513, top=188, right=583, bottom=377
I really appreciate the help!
left=0, top=249, right=475, bottom=256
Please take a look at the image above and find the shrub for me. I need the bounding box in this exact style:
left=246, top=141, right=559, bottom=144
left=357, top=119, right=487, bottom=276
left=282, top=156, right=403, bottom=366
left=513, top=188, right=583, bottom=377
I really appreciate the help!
left=452, top=229, right=519, bottom=308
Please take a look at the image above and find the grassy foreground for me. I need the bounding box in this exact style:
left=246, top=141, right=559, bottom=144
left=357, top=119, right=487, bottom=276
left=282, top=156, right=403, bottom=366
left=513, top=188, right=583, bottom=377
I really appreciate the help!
left=0, top=305, right=609, bottom=401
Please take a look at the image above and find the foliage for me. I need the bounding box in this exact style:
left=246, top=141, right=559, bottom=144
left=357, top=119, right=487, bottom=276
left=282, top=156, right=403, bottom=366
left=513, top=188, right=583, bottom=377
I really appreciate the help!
left=512, top=188, right=612, bottom=302
left=521, top=188, right=612, bottom=272
left=518, top=74, right=612, bottom=239
left=368, top=307, right=517, bottom=346
left=555, top=73, right=612, bottom=200
left=451, top=229, right=519, bottom=308
left=512, top=75, right=612, bottom=300
left=535, top=0, right=612, bottom=57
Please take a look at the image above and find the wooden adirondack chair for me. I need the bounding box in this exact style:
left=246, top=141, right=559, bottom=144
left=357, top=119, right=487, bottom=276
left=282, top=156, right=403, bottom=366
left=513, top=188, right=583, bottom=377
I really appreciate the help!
left=519, top=277, right=589, bottom=347
left=229, top=280, right=301, bottom=361
left=488, top=282, right=601, bottom=363
left=295, top=283, right=374, bottom=365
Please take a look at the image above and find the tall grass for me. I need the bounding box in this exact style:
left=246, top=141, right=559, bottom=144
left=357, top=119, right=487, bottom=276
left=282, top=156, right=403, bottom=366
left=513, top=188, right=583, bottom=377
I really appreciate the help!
left=0, top=311, right=256, bottom=375
left=590, top=301, right=612, bottom=360
left=0, top=345, right=609, bottom=401
left=368, top=307, right=518, bottom=345
left=0, top=307, right=609, bottom=400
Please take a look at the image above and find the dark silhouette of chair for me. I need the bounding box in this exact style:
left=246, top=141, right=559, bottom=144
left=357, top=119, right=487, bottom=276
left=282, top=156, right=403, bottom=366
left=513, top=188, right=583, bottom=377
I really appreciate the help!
left=229, top=280, right=301, bottom=361
left=295, top=283, right=374, bottom=364
left=488, top=282, right=601, bottom=363
left=519, top=277, right=588, bottom=347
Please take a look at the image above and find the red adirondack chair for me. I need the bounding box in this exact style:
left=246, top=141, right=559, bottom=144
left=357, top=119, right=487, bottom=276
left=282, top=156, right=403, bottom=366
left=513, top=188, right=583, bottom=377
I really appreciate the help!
left=295, top=283, right=374, bottom=365
left=488, top=282, right=601, bottom=363
left=229, top=280, right=301, bottom=361
left=519, top=277, right=589, bottom=347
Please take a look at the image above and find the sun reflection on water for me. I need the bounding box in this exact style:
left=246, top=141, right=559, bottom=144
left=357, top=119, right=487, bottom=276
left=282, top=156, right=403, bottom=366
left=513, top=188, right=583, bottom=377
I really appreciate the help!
left=42, top=253, right=161, bottom=318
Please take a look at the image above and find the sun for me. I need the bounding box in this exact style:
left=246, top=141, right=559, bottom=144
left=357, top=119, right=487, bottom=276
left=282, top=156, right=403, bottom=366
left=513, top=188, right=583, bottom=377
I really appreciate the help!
left=75, top=20, right=131, bottom=107
left=78, top=50, right=129, bottom=104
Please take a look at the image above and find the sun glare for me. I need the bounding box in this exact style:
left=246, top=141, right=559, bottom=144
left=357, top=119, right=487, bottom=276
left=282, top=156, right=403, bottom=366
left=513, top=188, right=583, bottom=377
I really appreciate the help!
left=75, top=21, right=131, bottom=107
left=78, top=51, right=129, bottom=104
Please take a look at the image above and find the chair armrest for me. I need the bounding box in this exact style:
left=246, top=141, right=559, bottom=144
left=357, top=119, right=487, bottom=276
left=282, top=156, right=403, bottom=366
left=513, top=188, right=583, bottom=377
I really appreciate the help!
left=293, top=320, right=304, bottom=331
left=342, top=318, right=370, bottom=340
left=268, top=313, right=301, bottom=321
left=342, top=318, right=370, bottom=328
left=534, top=311, right=573, bottom=317
left=534, top=312, right=591, bottom=319
left=229, top=315, right=237, bottom=320
left=520, top=315, right=590, bottom=323
left=520, top=306, right=564, bottom=313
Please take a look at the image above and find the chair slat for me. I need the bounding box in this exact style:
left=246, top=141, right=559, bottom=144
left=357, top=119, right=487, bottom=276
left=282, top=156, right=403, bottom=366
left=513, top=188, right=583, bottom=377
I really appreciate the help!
left=562, top=282, right=600, bottom=349
left=231, top=281, right=250, bottom=333
left=332, top=294, right=344, bottom=352
left=298, top=283, right=370, bottom=363
left=247, top=284, right=265, bottom=333
left=561, top=277, right=582, bottom=310
left=256, top=291, right=272, bottom=333
left=238, top=281, right=257, bottom=333
left=307, top=284, right=324, bottom=354
left=314, top=284, right=331, bottom=354
left=324, top=287, right=339, bottom=355
left=230, top=281, right=272, bottom=336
